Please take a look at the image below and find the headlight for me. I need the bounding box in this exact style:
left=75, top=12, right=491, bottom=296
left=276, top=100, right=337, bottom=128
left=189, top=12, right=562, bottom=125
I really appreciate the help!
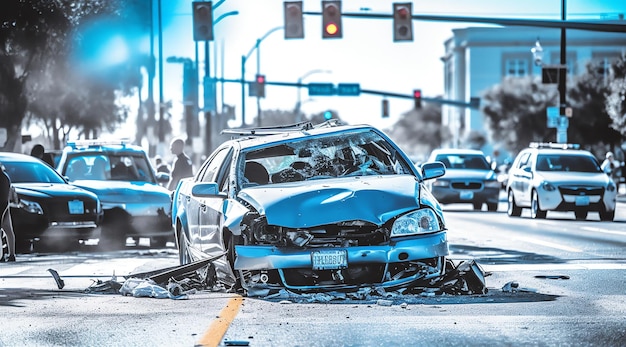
left=391, top=208, right=441, bottom=237
left=484, top=180, right=500, bottom=188
left=19, top=199, right=44, bottom=215
left=540, top=181, right=556, bottom=191
left=432, top=180, right=449, bottom=187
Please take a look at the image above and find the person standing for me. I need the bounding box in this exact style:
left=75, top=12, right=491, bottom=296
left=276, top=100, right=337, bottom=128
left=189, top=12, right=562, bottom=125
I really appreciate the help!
left=601, top=152, right=620, bottom=182
left=1, top=163, right=16, bottom=262
left=30, top=144, right=54, bottom=167
left=167, top=138, right=193, bottom=190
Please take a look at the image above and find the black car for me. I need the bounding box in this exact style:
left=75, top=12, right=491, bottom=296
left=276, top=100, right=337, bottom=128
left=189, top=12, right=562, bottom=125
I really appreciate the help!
left=0, top=152, right=103, bottom=252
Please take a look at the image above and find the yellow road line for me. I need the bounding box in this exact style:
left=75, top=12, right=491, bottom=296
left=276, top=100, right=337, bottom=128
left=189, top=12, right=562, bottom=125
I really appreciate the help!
left=198, top=295, right=244, bottom=347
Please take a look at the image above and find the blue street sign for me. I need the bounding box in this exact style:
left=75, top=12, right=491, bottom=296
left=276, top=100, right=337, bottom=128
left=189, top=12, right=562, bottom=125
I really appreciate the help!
left=546, top=106, right=558, bottom=128
left=308, top=83, right=335, bottom=96
left=337, top=83, right=361, bottom=96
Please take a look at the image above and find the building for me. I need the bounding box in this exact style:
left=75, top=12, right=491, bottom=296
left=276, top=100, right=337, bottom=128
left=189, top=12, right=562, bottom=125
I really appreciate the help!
left=441, top=19, right=626, bottom=153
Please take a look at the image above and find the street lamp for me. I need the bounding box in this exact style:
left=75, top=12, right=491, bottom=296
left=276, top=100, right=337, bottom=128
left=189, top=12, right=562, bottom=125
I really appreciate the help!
left=531, top=37, right=544, bottom=66
left=241, top=26, right=284, bottom=127
left=294, top=69, right=332, bottom=121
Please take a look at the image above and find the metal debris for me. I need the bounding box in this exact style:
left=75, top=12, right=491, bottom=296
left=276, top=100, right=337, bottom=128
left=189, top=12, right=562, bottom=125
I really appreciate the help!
left=47, top=269, right=65, bottom=289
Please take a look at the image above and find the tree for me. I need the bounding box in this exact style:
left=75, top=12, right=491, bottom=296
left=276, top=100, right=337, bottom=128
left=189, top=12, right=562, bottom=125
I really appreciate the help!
left=384, top=101, right=451, bottom=160
left=481, top=77, right=559, bottom=154
left=0, top=0, right=69, bottom=151
left=606, top=53, right=626, bottom=139
left=568, top=59, right=622, bottom=150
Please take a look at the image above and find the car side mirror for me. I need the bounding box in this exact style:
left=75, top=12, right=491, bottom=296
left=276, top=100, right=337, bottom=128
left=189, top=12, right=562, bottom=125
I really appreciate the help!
left=421, top=161, right=446, bottom=180
left=191, top=182, right=220, bottom=197
left=522, top=165, right=532, bottom=173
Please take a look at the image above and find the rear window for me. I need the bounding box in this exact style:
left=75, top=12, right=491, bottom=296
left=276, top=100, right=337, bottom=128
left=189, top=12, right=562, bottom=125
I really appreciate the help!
left=435, top=154, right=491, bottom=170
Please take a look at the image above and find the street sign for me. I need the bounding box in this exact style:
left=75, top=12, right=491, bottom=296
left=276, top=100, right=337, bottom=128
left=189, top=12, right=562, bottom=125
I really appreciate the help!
left=308, top=83, right=335, bottom=96
left=546, top=106, right=559, bottom=128
left=337, top=83, right=360, bottom=96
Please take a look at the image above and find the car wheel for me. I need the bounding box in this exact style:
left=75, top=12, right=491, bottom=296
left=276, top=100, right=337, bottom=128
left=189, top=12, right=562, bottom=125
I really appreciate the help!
left=178, top=227, right=191, bottom=265
left=473, top=202, right=483, bottom=210
left=0, top=228, right=7, bottom=259
left=507, top=190, right=522, bottom=217
left=531, top=190, right=546, bottom=219
left=574, top=208, right=588, bottom=220
left=599, top=209, right=615, bottom=222
left=487, top=202, right=498, bottom=212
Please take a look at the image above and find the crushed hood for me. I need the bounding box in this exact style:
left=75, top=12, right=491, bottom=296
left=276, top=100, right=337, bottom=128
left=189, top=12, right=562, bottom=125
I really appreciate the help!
left=237, top=175, right=421, bottom=228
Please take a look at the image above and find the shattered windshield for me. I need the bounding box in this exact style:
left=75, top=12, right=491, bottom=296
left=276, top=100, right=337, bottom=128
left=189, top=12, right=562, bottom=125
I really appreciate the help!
left=240, top=130, right=413, bottom=187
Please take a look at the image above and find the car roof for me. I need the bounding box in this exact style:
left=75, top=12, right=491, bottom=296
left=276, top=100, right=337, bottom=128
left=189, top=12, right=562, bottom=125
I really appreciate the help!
left=63, top=139, right=147, bottom=155
left=220, top=121, right=383, bottom=150
left=430, top=148, right=486, bottom=156
left=0, top=151, right=44, bottom=163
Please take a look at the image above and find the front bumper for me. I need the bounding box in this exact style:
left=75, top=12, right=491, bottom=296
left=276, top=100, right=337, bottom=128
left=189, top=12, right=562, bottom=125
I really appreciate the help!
left=431, top=186, right=500, bottom=205
left=537, top=187, right=617, bottom=212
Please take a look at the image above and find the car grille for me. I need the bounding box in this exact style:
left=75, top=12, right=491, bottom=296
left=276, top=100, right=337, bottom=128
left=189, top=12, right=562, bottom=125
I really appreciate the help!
left=46, top=198, right=99, bottom=222
left=451, top=181, right=483, bottom=190
left=558, top=186, right=604, bottom=196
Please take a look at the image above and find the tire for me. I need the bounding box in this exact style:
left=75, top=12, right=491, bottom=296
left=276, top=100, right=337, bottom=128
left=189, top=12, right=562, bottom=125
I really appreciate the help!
left=473, top=202, right=483, bottom=210
left=574, top=208, right=588, bottom=220
left=487, top=203, right=498, bottom=212
left=507, top=190, right=522, bottom=217
left=177, top=227, right=191, bottom=265
left=599, top=209, right=615, bottom=222
left=531, top=190, right=547, bottom=219
left=0, top=228, right=7, bottom=259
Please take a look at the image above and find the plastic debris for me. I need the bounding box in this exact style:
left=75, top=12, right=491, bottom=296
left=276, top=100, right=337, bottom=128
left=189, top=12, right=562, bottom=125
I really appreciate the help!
left=47, top=269, right=65, bottom=289
left=502, top=281, right=520, bottom=293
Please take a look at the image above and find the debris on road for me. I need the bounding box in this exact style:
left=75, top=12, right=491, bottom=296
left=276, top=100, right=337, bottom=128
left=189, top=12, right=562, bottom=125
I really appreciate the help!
left=47, top=268, right=65, bottom=289
left=534, top=275, right=570, bottom=280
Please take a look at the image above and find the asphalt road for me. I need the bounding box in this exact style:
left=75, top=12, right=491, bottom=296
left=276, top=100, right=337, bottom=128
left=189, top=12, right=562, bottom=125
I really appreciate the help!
left=1, top=199, right=625, bottom=347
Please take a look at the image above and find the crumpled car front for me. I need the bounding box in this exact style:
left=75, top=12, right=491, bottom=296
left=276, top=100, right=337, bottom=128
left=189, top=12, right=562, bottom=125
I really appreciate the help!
left=231, top=175, right=448, bottom=292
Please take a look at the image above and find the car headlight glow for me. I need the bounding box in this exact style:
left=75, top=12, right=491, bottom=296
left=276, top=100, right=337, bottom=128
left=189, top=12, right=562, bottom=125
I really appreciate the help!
left=19, top=199, right=44, bottom=215
left=391, top=208, right=441, bottom=237
left=432, top=180, right=449, bottom=187
left=484, top=180, right=500, bottom=188
left=541, top=181, right=556, bottom=191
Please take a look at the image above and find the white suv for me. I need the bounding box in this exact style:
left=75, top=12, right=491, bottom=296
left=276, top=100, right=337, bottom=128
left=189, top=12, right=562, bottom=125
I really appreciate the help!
left=506, top=143, right=617, bottom=221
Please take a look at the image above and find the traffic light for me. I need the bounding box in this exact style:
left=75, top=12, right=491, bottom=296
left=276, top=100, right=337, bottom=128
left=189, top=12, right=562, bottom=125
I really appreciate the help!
left=413, top=89, right=422, bottom=109
left=255, top=74, right=266, bottom=98
left=324, top=110, right=333, bottom=120
left=322, top=1, right=342, bottom=39
left=192, top=1, right=213, bottom=41
left=382, top=99, right=389, bottom=118
left=393, top=3, right=413, bottom=42
left=284, top=1, right=304, bottom=39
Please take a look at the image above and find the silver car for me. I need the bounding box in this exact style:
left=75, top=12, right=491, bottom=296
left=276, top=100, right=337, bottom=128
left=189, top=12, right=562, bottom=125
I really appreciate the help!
left=172, top=121, right=449, bottom=293
left=506, top=143, right=617, bottom=221
left=426, top=148, right=501, bottom=211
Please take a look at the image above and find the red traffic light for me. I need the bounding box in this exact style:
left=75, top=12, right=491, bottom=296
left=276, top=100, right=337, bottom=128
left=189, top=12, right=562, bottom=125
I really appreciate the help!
left=256, top=74, right=265, bottom=84
left=393, top=2, right=413, bottom=42
left=413, top=89, right=422, bottom=109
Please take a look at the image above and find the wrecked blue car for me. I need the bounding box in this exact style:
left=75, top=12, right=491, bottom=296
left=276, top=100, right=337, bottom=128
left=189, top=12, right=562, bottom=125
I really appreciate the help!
left=172, top=121, right=449, bottom=294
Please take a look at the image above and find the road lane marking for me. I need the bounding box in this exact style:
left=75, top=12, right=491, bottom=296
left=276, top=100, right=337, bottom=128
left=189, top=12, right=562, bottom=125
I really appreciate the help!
left=482, top=263, right=626, bottom=271
left=580, top=226, right=626, bottom=237
left=198, top=295, right=244, bottom=347
left=514, top=236, right=583, bottom=253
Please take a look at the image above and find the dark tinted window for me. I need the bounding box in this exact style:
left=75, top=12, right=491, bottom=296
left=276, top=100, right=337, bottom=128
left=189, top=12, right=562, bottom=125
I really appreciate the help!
left=435, top=154, right=490, bottom=170
left=536, top=154, right=601, bottom=173
left=3, top=161, right=66, bottom=184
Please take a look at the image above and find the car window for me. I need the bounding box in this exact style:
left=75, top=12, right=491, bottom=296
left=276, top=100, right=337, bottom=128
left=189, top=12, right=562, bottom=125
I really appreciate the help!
left=239, top=130, right=413, bottom=186
left=435, top=154, right=490, bottom=170
left=199, top=147, right=231, bottom=183
left=3, top=161, right=66, bottom=184
left=536, top=154, right=602, bottom=173
left=516, top=152, right=531, bottom=169
left=65, top=153, right=156, bottom=183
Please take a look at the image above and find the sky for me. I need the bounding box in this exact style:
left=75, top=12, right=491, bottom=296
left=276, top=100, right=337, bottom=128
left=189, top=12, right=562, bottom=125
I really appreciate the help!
left=117, top=0, right=626, bottom=141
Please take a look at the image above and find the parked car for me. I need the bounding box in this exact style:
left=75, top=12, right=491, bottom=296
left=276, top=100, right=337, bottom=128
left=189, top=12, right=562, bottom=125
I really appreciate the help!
left=506, top=142, right=617, bottom=221
left=0, top=152, right=102, bottom=252
left=425, top=148, right=501, bottom=211
left=56, top=139, right=173, bottom=248
left=172, top=121, right=449, bottom=294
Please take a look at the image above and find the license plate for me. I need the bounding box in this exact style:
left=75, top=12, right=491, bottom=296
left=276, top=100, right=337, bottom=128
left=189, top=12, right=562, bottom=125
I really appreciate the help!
left=460, top=191, right=474, bottom=200
left=575, top=195, right=590, bottom=206
left=311, top=250, right=348, bottom=270
left=68, top=200, right=85, bottom=214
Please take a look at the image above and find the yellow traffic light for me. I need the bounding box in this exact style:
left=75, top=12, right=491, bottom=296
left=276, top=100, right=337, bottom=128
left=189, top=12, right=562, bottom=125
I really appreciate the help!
left=322, top=1, right=342, bottom=39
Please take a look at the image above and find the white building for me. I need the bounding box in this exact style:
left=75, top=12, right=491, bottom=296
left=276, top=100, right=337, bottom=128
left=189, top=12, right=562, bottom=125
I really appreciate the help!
left=442, top=20, right=626, bottom=152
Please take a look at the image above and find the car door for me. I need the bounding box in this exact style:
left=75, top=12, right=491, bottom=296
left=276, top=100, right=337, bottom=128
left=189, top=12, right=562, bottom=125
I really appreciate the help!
left=195, top=147, right=232, bottom=254
left=509, top=152, right=532, bottom=206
